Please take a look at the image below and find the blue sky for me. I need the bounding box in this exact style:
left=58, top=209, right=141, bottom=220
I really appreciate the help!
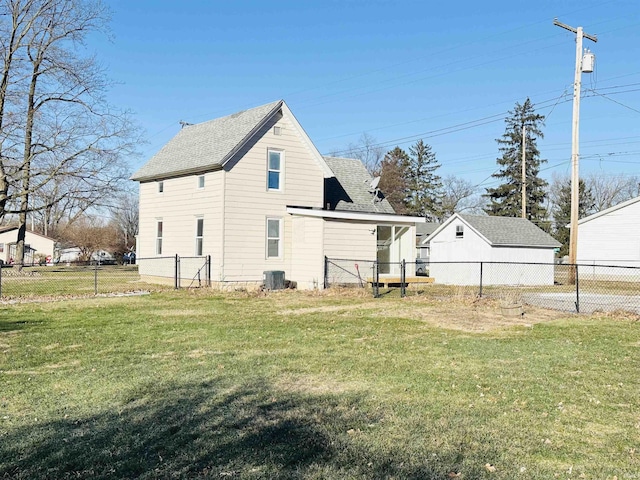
left=93, top=0, right=640, bottom=189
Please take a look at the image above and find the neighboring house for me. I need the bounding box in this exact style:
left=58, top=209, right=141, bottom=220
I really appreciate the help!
left=427, top=214, right=560, bottom=285
left=131, top=100, right=423, bottom=289
left=416, top=222, right=440, bottom=260
left=0, top=227, right=55, bottom=265
left=577, top=195, right=640, bottom=269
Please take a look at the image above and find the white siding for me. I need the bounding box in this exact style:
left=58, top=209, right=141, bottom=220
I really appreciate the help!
left=578, top=199, right=640, bottom=267
left=222, top=111, right=324, bottom=284
left=290, top=216, right=324, bottom=289
left=324, top=220, right=377, bottom=284
left=0, top=231, right=54, bottom=264
left=137, top=170, right=224, bottom=280
left=429, top=220, right=555, bottom=285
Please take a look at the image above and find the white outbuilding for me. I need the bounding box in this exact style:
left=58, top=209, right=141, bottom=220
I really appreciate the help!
left=427, top=214, right=560, bottom=285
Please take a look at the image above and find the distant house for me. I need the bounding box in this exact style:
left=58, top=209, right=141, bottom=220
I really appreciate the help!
left=58, top=247, right=116, bottom=265
left=416, top=222, right=440, bottom=260
left=131, top=100, right=424, bottom=288
left=427, top=214, right=560, bottom=285
left=577, top=195, right=640, bottom=268
left=0, top=227, right=55, bottom=265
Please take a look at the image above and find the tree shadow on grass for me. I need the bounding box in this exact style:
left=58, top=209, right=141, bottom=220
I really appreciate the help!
left=0, top=378, right=496, bottom=479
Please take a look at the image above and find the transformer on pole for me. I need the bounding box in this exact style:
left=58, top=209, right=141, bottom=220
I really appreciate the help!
left=553, top=18, right=597, bottom=284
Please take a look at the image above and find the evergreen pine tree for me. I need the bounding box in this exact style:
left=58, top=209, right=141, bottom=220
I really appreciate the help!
left=484, top=98, right=548, bottom=224
left=378, top=147, right=410, bottom=214
left=552, top=178, right=595, bottom=256
left=405, top=139, right=442, bottom=220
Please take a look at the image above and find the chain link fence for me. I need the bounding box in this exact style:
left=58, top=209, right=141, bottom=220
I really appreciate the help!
left=325, top=257, right=640, bottom=314
left=0, top=255, right=210, bottom=300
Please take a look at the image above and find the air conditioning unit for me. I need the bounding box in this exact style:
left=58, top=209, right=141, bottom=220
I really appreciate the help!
left=263, top=270, right=285, bottom=290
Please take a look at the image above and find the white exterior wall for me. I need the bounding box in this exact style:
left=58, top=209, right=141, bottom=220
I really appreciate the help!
left=290, top=216, right=324, bottom=289
left=429, top=220, right=555, bottom=285
left=578, top=200, right=640, bottom=268
left=222, top=112, right=324, bottom=285
left=137, top=170, right=224, bottom=280
left=324, top=220, right=377, bottom=284
left=0, top=230, right=54, bottom=263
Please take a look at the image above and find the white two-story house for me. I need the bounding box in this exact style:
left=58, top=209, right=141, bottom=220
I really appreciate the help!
left=131, top=100, right=423, bottom=289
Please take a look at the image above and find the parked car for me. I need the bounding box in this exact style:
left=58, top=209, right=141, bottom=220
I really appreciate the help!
left=415, top=258, right=428, bottom=276
left=123, top=251, right=136, bottom=264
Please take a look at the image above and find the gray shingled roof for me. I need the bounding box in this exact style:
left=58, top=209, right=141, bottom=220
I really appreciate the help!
left=459, top=214, right=561, bottom=247
left=323, top=157, right=395, bottom=214
left=131, top=100, right=283, bottom=181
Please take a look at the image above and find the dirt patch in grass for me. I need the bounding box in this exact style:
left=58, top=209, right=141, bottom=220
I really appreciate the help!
left=280, top=293, right=567, bottom=332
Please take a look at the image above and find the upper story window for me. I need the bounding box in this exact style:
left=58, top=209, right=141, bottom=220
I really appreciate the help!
left=0, top=243, right=3, bottom=253
left=455, top=225, right=464, bottom=239
left=158, top=181, right=164, bottom=193
left=267, top=149, right=283, bottom=191
left=198, top=175, right=205, bottom=189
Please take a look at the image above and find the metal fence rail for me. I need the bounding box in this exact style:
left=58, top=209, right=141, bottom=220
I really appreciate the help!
left=325, top=257, right=640, bottom=314
left=0, top=255, right=211, bottom=300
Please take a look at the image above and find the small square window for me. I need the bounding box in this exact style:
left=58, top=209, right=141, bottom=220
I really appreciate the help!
left=273, top=126, right=282, bottom=135
left=198, top=175, right=205, bottom=189
left=455, top=225, right=464, bottom=238
left=158, top=181, right=164, bottom=193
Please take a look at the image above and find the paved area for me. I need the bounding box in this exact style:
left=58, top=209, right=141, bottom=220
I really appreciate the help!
left=522, top=292, right=640, bottom=314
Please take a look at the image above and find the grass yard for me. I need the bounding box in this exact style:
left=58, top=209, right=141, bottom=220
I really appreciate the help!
left=0, top=290, right=638, bottom=479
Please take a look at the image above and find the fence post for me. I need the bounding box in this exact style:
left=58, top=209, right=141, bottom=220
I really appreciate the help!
left=479, top=261, right=483, bottom=297
left=575, top=263, right=580, bottom=313
left=94, top=262, right=98, bottom=295
left=0, top=263, right=3, bottom=298
left=207, top=255, right=211, bottom=287
left=400, top=260, right=406, bottom=297
left=373, top=261, right=379, bottom=298
left=324, top=256, right=328, bottom=289
left=174, top=254, right=179, bottom=290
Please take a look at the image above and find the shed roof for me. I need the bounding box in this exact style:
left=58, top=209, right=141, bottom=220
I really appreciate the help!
left=323, top=156, right=395, bottom=214
left=458, top=214, right=560, bottom=247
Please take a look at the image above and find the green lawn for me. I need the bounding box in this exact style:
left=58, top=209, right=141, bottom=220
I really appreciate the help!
left=0, top=291, right=638, bottom=479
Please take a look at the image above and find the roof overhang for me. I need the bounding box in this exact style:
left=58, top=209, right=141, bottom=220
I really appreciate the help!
left=287, top=207, right=425, bottom=224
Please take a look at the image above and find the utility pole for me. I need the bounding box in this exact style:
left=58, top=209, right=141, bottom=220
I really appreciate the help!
left=522, top=124, right=526, bottom=219
left=554, top=18, right=597, bottom=283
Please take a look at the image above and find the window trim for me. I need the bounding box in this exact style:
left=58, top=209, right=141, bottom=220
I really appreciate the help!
left=267, top=149, right=283, bottom=192
left=266, top=217, right=282, bottom=259
left=158, top=181, right=164, bottom=193
left=195, top=217, right=204, bottom=256
left=455, top=224, right=464, bottom=239
left=197, top=175, right=205, bottom=189
left=156, top=220, right=163, bottom=255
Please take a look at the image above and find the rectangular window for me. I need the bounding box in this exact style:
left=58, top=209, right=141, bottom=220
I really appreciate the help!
left=158, top=181, right=164, bottom=193
left=267, top=150, right=282, bottom=191
left=266, top=218, right=281, bottom=258
left=156, top=221, right=163, bottom=255
left=195, top=218, right=204, bottom=256
left=455, top=225, right=464, bottom=238
left=0, top=243, right=3, bottom=253
left=198, top=175, right=205, bottom=189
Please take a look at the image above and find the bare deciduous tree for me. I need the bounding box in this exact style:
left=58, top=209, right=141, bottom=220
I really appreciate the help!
left=0, top=0, right=139, bottom=267
left=440, top=175, right=483, bottom=220
left=341, top=132, right=386, bottom=174
left=584, top=173, right=640, bottom=211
